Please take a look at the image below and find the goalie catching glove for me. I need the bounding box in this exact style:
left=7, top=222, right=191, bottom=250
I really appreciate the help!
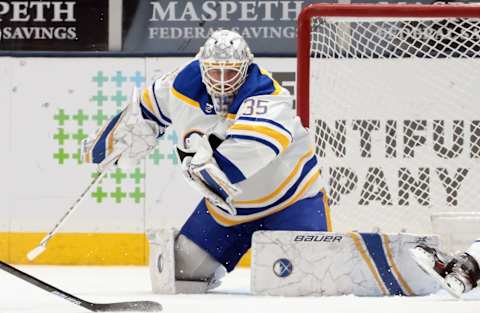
left=176, top=134, right=241, bottom=216
left=82, top=88, right=162, bottom=171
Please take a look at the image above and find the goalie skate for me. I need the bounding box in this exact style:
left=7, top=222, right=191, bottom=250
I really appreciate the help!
left=410, top=245, right=479, bottom=298
left=409, top=245, right=462, bottom=298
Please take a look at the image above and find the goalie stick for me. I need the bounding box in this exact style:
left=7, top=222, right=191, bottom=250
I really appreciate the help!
left=0, top=260, right=162, bottom=312
left=26, top=149, right=125, bottom=261
left=26, top=169, right=107, bottom=261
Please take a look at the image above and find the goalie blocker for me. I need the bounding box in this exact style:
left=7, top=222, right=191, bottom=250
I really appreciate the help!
left=251, top=231, right=440, bottom=296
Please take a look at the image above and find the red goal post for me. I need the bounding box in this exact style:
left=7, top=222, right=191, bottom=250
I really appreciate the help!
left=296, top=3, right=480, bottom=239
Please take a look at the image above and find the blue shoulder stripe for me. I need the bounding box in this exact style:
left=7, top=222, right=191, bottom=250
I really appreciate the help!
left=226, top=134, right=280, bottom=155
left=213, top=150, right=246, bottom=184
left=360, top=233, right=405, bottom=296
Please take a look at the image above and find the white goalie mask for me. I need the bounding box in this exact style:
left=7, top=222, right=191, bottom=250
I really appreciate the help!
left=198, top=30, right=254, bottom=100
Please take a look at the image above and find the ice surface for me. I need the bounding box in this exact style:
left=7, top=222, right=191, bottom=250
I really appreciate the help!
left=0, top=266, right=478, bottom=313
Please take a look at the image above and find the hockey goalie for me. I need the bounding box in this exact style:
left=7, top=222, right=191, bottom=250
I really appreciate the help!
left=82, top=29, right=439, bottom=296
left=83, top=29, right=331, bottom=293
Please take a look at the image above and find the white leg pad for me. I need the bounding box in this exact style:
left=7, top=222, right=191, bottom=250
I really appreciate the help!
left=147, top=228, right=209, bottom=294
left=252, top=231, right=441, bottom=296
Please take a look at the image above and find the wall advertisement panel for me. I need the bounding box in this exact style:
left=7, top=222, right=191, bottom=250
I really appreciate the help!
left=122, top=0, right=328, bottom=55
left=0, top=1, right=108, bottom=51
left=121, top=0, right=451, bottom=55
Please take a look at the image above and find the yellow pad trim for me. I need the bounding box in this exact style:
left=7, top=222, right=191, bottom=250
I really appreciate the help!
left=381, top=234, right=415, bottom=296
left=349, top=232, right=388, bottom=295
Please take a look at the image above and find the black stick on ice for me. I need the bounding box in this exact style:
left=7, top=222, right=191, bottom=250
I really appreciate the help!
left=0, top=260, right=162, bottom=312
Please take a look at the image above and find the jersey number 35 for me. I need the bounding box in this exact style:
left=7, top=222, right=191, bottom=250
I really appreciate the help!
left=242, top=99, right=268, bottom=116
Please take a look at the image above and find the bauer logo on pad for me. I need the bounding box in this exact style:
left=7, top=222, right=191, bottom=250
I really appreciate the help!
left=293, top=234, right=343, bottom=243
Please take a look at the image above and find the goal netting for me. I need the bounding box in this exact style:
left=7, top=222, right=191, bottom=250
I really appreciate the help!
left=297, top=4, right=480, bottom=235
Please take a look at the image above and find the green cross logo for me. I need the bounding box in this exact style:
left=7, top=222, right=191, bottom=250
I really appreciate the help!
left=111, top=90, right=127, bottom=107
left=54, top=109, right=70, bottom=126
left=91, top=90, right=108, bottom=107
left=111, top=71, right=127, bottom=87
left=92, top=110, right=110, bottom=126
left=130, top=168, right=145, bottom=184
left=110, top=168, right=127, bottom=184
left=92, top=186, right=108, bottom=203
left=129, top=187, right=145, bottom=203
left=72, top=110, right=89, bottom=126
left=53, top=128, right=69, bottom=145
left=53, top=148, right=69, bottom=165
left=92, top=71, right=109, bottom=87
left=72, top=129, right=88, bottom=144
left=110, top=187, right=127, bottom=203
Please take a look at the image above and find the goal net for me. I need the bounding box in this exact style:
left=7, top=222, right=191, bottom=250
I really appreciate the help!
left=297, top=4, right=480, bottom=235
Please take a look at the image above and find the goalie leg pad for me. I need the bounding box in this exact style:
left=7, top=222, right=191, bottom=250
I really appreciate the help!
left=147, top=228, right=224, bottom=294
left=251, top=231, right=441, bottom=296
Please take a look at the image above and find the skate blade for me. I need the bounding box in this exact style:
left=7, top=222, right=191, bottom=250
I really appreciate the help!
left=409, top=247, right=463, bottom=298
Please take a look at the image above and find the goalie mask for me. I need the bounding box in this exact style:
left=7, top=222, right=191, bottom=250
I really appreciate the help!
left=198, top=30, right=254, bottom=114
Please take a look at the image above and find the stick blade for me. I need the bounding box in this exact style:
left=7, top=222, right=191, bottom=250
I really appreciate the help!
left=92, top=300, right=162, bottom=312
left=27, top=245, right=46, bottom=261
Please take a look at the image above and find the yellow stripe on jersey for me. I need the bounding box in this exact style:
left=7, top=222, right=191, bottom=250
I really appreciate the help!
left=207, top=171, right=320, bottom=226
left=349, top=232, right=388, bottom=296
left=382, top=234, right=415, bottom=296
left=226, top=113, right=236, bottom=121
left=259, top=68, right=282, bottom=96
left=235, top=149, right=314, bottom=206
left=170, top=87, right=201, bottom=109
left=142, top=87, right=156, bottom=113
left=229, top=123, right=291, bottom=151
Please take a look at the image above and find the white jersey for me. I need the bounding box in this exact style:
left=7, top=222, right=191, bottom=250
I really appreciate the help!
left=140, top=60, right=326, bottom=226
